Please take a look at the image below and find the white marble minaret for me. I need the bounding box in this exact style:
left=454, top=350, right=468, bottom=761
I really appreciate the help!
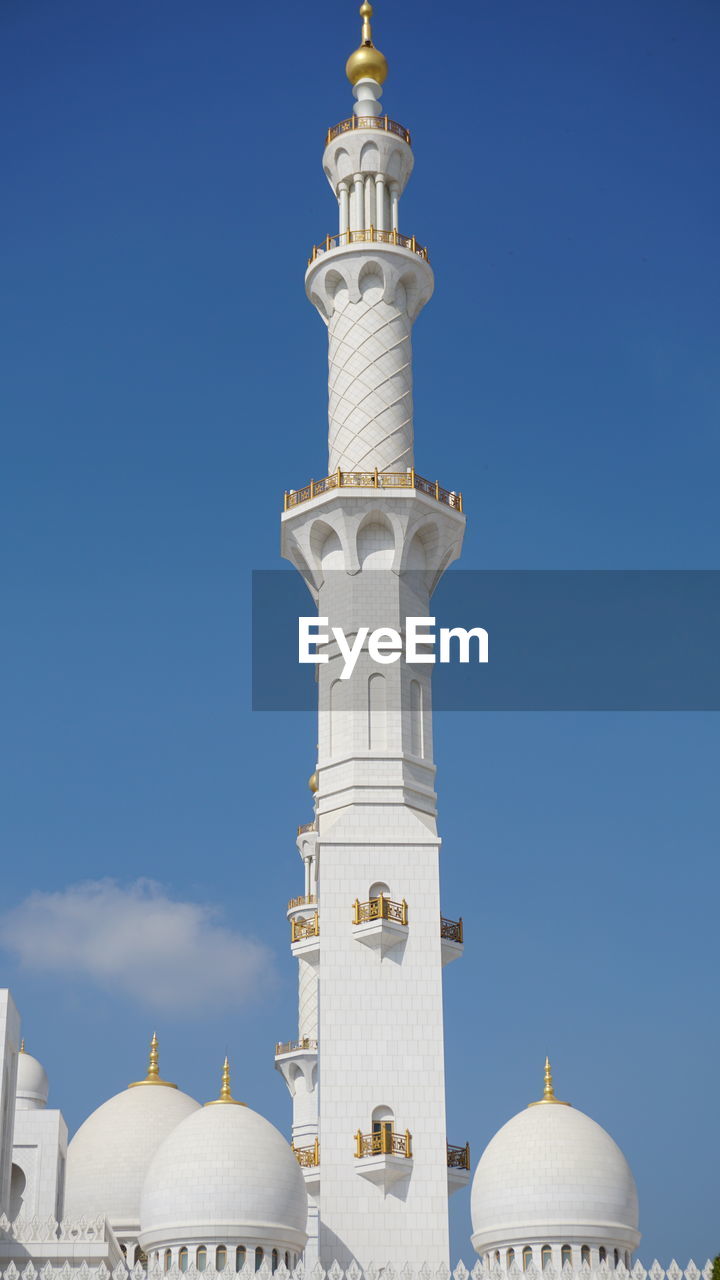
left=276, top=4, right=468, bottom=1268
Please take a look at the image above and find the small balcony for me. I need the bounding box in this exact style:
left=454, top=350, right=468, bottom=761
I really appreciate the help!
left=293, top=1137, right=320, bottom=1191
left=441, top=914, right=464, bottom=966
left=352, top=895, right=408, bottom=957
left=274, top=1039, right=318, bottom=1096
left=447, top=1141, right=471, bottom=1194
left=297, top=821, right=317, bottom=836
left=287, top=893, right=317, bottom=915
left=283, top=466, right=462, bottom=513
left=308, top=227, right=429, bottom=266
left=354, top=1127, right=413, bottom=1190
left=275, top=1038, right=318, bottom=1057
left=289, top=911, right=320, bottom=961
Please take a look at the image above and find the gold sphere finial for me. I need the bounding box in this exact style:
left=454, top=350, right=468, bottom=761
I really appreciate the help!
left=346, top=0, right=388, bottom=86
left=528, top=1056, right=571, bottom=1108
left=205, top=1055, right=246, bottom=1106
left=308, top=770, right=319, bottom=794
left=129, top=1032, right=177, bottom=1089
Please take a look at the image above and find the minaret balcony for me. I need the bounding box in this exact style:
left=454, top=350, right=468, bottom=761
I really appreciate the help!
left=447, top=1141, right=471, bottom=1194
left=309, top=226, right=428, bottom=266
left=325, top=114, right=411, bottom=147
left=290, top=911, right=320, bottom=960
left=293, top=1137, right=320, bottom=1191
left=354, top=1128, right=413, bottom=1189
left=284, top=466, right=462, bottom=513
left=297, top=821, right=317, bottom=835
left=352, top=895, right=408, bottom=956
left=441, top=914, right=464, bottom=966
left=287, top=893, right=317, bottom=920
left=274, top=1039, right=318, bottom=1095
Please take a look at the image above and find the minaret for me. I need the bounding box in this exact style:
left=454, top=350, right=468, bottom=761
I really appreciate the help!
left=277, top=5, right=468, bottom=1268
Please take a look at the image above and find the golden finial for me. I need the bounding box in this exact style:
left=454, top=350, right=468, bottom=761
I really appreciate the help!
left=205, top=1056, right=246, bottom=1107
left=19, top=1039, right=25, bottom=1054
left=308, top=770, right=319, bottom=794
left=528, top=1056, right=571, bottom=1107
left=346, top=1, right=388, bottom=86
left=129, top=1032, right=177, bottom=1089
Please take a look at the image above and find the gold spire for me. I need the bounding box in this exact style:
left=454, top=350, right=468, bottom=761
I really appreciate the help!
left=129, top=1032, right=178, bottom=1089
left=19, top=1039, right=25, bottom=1054
left=346, top=2, right=388, bottom=86
left=528, top=1056, right=571, bottom=1107
left=205, top=1056, right=246, bottom=1107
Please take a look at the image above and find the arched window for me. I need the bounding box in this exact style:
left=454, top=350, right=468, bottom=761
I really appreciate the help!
left=581, top=1247, right=591, bottom=1266
left=541, top=1248, right=552, bottom=1270
left=371, top=1103, right=394, bottom=1152
left=523, top=1247, right=533, bottom=1271
left=197, top=1246, right=207, bottom=1272
left=236, top=1247, right=247, bottom=1271
left=495, top=1253, right=501, bottom=1265
left=255, top=1248, right=264, bottom=1272
left=368, top=672, right=387, bottom=750
left=410, top=679, right=423, bottom=757
left=613, top=1253, right=619, bottom=1268
left=164, top=1251, right=172, bottom=1272
left=217, top=1246, right=227, bottom=1270
left=507, top=1250, right=515, bottom=1268
left=599, top=1250, right=606, bottom=1264
left=561, top=1247, right=572, bottom=1268
left=179, top=1248, right=189, bottom=1273
left=272, top=1250, right=279, bottom=1272
left=285, top=1255, right=290, bottom=1269
left=625, top=1255, right=631, bottom=1269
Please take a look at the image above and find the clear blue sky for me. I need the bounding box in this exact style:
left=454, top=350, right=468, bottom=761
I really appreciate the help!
left=2, top=0, right=719, bottom=1263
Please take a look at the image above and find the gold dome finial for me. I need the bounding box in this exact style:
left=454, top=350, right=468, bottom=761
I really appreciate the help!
left=346, top=1, right=388, bottom=86
left=528, top=1056, right=571, bottom=1107
left=129, top=1032, right=178, bottom=1089
left=308, top=770, right=319, bottom=794
left=205, top=1055, right=246, bottom=1106
left=19, top=1039, right=25, bottom=1054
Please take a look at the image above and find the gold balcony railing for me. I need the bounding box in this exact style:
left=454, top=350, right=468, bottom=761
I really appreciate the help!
left=297, top=821, right=317, bottom=836
left=293, top=1137, right=320, bottom=1167
left=284, top=468, right=462, bottom=513
left=447, top=1142, right=471, bottom=1170
left=355, top=1128, right=412, bottom=1158
left=276, top=1038, right=318, bottom=1056
left=291, top=913, right=319, bottom=943
left=309, top=227, right=428, bottom=265
left=353, top=895, right=408, bottom=926
left=325, top=115, right=411, bottom=146
left=441, top=915, right=464, bottom=944
left=288, top=893, right=317, bottom=910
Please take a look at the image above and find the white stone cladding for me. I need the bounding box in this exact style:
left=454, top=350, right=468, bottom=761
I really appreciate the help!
left=281, top=485, right=464, bottom=1269
left=307, top=242, right=433, bottom=475
left=12, top=1106, right=68, bottom=1223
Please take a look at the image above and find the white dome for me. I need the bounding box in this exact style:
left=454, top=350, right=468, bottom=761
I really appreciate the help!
left=65, top=1080, right=200, bottom=1239
left=138, top=1097, right=308, bottom=1253
left=471, top=1095, right=640, bottom=1255
left=16, top=1050, right=49, bottom=1110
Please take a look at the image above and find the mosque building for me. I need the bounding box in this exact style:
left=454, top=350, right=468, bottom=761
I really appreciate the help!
left=0, top=6, right=698, bottom=1278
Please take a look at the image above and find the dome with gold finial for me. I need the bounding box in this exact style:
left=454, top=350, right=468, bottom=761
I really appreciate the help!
left=64, top=1034, right=200, bottom=1246
left=346, top=2, right=388, bottom=86
left=138, top=1058, right=307, bottom=1262
left=470, top=1059, right=640, bottom=1265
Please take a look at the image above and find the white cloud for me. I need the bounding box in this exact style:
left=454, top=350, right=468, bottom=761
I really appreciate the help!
left=1, top=879, right=275, bottom=1012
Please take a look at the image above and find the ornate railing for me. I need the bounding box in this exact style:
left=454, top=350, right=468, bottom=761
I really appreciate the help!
left=353, top=895, right=408, bottom=926
left=293, top=1137, right=320, bottom=1167
left=284, top=468, right=462, bottom=513
left=447, top=1142, right=471, bottom=1170
left=288, top=893, right=317, bottom=910
left=276, top=1038, right=318, bottom=1056
left=309, top=226, right=428, bottom=265
left=291, top=913, right=319, bottom=942
left=325, top=115, right=411, bottom=146
left=297, top=821, right=317, bottom=836
left=355, top=1128, right=412, bottom=1158
left=441, top=915, right=464, bottom=943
